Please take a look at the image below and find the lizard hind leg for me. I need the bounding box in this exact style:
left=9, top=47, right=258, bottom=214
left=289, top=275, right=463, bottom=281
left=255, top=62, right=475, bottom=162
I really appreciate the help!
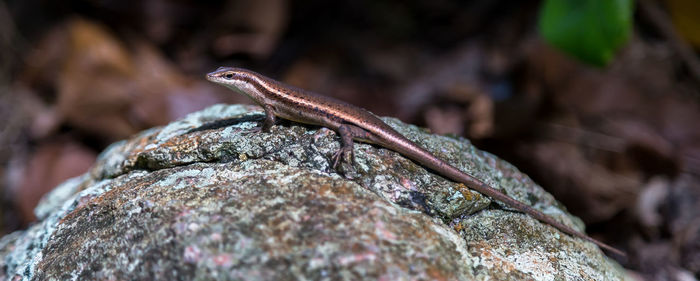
left=332, top=124, right=375, bottom=169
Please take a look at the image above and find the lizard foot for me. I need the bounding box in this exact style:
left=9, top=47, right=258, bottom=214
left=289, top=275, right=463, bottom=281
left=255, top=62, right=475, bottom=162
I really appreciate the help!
left=331, top=145, right=355, bottom=170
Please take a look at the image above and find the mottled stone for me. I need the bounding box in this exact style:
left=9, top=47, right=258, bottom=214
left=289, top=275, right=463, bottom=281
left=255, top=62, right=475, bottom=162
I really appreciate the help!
left=0, top=104, right=627, bottom=280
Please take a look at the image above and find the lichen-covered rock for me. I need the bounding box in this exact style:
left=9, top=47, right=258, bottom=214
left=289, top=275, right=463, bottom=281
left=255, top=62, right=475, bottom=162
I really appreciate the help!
left=0, top=104, right=627, bottom=280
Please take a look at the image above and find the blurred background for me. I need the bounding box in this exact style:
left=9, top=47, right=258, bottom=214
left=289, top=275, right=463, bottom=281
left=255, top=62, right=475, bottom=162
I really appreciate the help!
left=1, top=0, right=699, bottom=279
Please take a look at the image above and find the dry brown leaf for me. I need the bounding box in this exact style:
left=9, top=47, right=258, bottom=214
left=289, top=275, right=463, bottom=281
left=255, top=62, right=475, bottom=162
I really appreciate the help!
left=57, top=18, right=138, bottom=141
left=21, top=17, right=233, bottom=143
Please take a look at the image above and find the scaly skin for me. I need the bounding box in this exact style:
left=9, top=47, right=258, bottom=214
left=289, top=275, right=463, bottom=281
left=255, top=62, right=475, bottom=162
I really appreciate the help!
left=206, top=67, right=625, bottom=257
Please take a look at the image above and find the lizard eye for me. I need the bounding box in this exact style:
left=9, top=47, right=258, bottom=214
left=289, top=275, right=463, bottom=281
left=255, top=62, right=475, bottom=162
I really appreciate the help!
left=224, top=73, right=234, bottom=79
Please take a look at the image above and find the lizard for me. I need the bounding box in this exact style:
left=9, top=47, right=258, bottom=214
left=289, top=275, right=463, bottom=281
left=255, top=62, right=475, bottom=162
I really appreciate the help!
left=205, top=66, right=625, bottom=257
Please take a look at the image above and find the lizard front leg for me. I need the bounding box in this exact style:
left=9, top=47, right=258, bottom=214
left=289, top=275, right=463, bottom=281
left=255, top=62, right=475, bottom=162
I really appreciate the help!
left=243, top=104, right=277, bottom=134
left=260, top=104, right=277, bottom=132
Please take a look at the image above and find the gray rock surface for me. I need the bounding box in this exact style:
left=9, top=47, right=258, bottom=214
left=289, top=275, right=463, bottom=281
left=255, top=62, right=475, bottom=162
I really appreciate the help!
left=0, top=104, right=627, bottom=280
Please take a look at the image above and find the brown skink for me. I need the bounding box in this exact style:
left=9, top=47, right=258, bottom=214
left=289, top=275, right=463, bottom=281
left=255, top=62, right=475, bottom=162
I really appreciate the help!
left=206, top=67, right=625, bottom=257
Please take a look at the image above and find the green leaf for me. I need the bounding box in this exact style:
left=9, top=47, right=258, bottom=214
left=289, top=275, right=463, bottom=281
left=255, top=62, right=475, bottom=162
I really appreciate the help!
left=538, top=0, right=634, bottom=66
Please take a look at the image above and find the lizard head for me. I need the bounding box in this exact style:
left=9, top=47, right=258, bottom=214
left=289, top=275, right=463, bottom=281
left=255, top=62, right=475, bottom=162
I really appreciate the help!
left=206, top=67, right=267, bottom=103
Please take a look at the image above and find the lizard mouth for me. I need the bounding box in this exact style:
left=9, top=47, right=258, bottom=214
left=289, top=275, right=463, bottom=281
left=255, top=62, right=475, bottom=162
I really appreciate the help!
left=206, top=67, right=236, bottom=83
left=205, top=71, right=219, bottom=82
